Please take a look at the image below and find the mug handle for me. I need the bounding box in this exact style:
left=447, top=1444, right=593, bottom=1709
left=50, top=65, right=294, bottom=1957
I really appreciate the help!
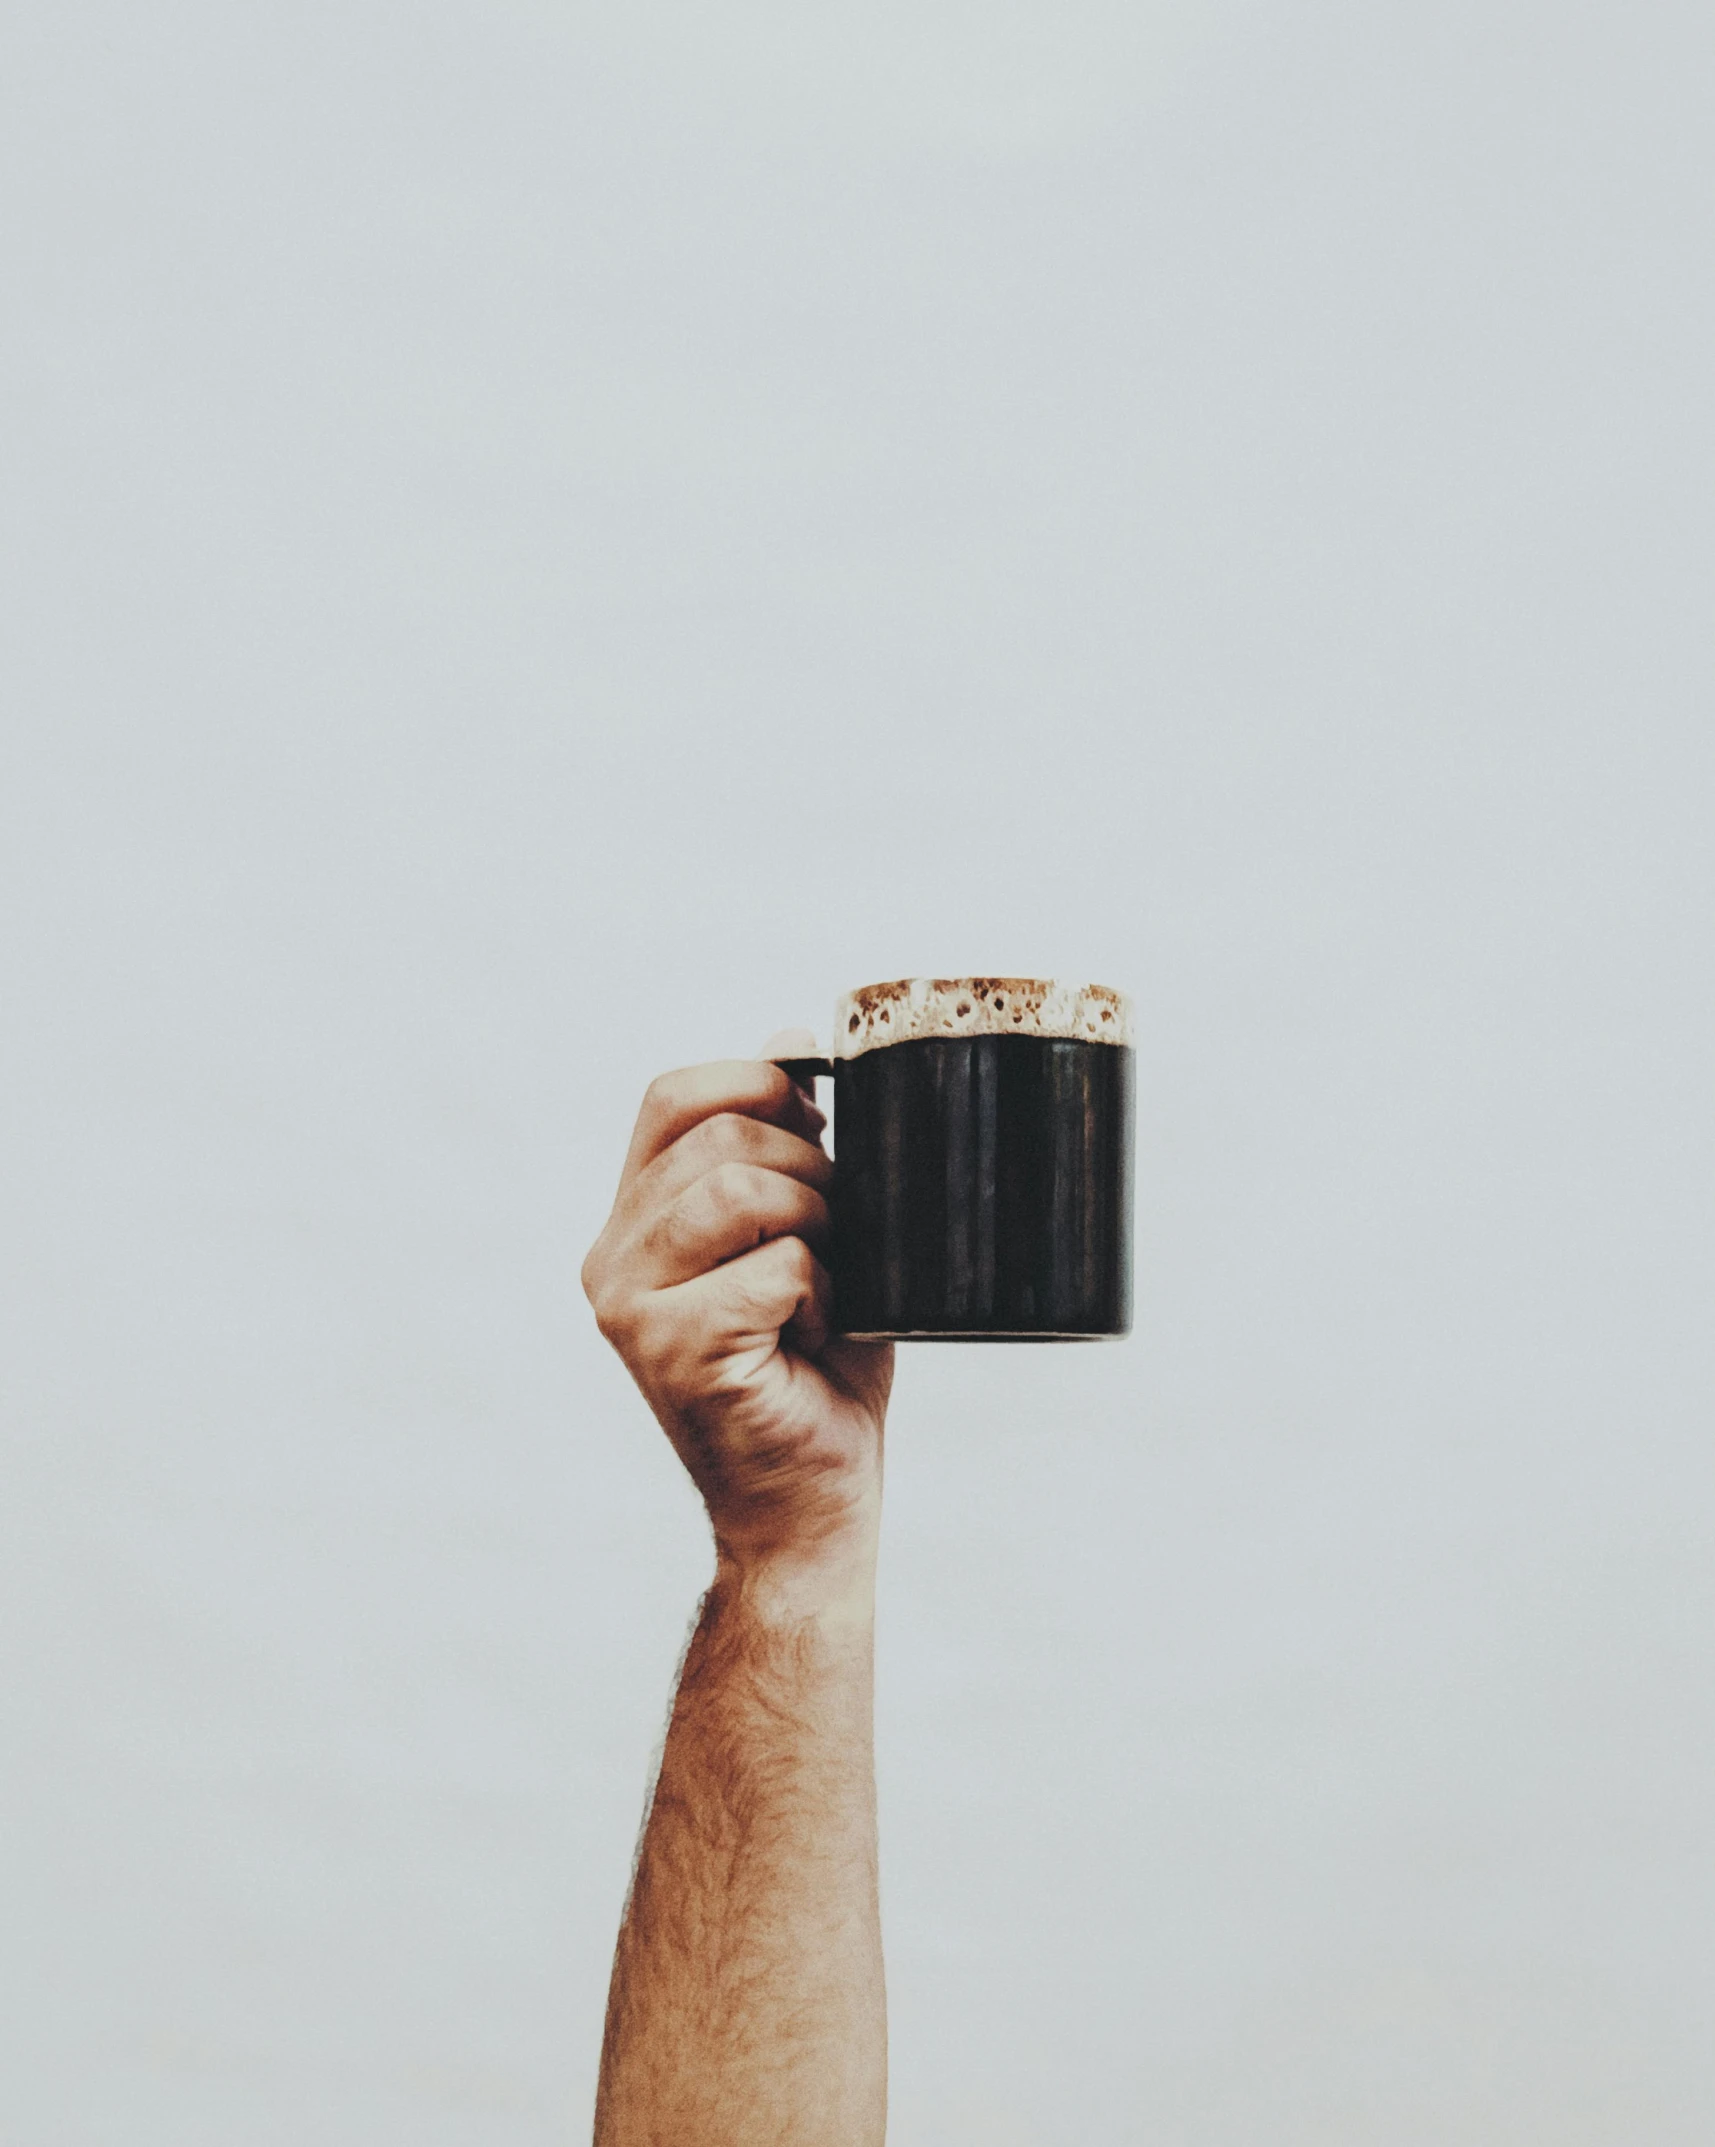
left=770, top=1054, right=834, bottom=1094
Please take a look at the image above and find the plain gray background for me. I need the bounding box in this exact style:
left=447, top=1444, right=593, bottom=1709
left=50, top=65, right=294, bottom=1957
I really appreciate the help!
left=4, top=1, right=1713, bottom=2139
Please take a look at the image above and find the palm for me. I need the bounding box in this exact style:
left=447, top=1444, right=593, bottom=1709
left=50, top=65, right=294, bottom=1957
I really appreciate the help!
left=680, top=1332, right=892, bottom=1538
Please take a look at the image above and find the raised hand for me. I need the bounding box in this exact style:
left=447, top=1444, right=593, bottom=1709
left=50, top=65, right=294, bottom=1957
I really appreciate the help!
left=582, top=1042, right=893, bottom=1611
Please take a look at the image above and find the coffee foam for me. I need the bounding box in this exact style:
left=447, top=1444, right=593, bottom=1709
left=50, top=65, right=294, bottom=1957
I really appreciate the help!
left=833, top=978, right=1132, bottom=1058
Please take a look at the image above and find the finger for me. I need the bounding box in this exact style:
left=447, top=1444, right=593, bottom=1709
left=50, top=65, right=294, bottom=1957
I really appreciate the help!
left=634, top=1163, right=830, bottom=1291
left=620, top=1061, right=823, bottom=1191
left=758, top=1028, right=828, bottom=1104
left=664, top=1233, right=834, bottom=1359
left=627, top=1112, right=832, bottom=1223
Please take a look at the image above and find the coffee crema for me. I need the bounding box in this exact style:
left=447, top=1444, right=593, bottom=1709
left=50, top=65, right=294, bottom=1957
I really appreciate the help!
left=834, top=976, right=1132, bottom=1058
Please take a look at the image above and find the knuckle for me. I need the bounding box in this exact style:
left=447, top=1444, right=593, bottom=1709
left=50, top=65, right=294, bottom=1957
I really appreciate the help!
left=656, top=1198, right=701, bottom=1257
left=778, top=1232, right=817, bottom=1283
left=706, top=1159, right=764, bottom=1214
left=626, top=1293, right=671, bottom=1362
left=691, top=1111, right=749, bottom=1164
left=643, top=1071, right=678, bottom=1109
left=640, top=1070, right=688, bottom=1126
left=580, top=1246, right=643, bottom=1349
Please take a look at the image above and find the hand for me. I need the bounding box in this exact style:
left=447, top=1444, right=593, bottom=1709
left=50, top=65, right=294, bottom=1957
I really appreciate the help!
left=582, top=1035, right=894, bottom=1614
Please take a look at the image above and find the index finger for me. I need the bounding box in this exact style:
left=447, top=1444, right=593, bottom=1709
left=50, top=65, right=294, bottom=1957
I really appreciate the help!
left=619, top=1060, right=825, bottom=1193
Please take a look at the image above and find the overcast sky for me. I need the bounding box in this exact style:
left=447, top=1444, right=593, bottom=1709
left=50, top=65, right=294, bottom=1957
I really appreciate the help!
left=4, top=2, right=1714, bottom=2140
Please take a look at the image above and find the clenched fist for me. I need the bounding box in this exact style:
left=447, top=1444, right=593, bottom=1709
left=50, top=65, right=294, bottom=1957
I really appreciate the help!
left=582, top=1035, right=894, bottom=1615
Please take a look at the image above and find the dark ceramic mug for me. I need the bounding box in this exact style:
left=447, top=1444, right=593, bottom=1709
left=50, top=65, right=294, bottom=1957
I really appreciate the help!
left=776, top=977, right=1134, bottom=1342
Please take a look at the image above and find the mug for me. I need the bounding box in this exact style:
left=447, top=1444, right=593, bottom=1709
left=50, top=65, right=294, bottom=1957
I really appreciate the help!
left=776, top=977, right=1134, bottom=1341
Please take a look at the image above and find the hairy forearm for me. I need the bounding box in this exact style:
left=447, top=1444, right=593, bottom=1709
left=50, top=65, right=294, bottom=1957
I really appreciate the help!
left=593, top=1566, right=886, bottom=2147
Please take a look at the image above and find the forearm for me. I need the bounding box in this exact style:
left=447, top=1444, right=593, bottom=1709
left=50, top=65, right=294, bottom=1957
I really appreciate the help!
left=594, top=1563, right=886, bottom=2147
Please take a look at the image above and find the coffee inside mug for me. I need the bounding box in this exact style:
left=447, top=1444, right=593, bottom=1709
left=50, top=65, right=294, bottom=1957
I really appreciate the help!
left=779, top=978, right=1134, bottom=1342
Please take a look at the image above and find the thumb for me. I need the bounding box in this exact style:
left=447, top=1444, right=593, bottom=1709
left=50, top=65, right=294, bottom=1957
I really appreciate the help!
left=757, top=1027, right=827, bottom=1111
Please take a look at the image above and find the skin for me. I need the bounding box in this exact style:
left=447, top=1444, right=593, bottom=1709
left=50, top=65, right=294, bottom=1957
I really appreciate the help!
left=582, top=1031, right=893, bottom=2147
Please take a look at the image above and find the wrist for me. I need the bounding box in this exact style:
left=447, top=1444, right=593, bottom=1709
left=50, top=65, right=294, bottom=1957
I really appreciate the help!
left=713, top=1530, right=878, bottom=1635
